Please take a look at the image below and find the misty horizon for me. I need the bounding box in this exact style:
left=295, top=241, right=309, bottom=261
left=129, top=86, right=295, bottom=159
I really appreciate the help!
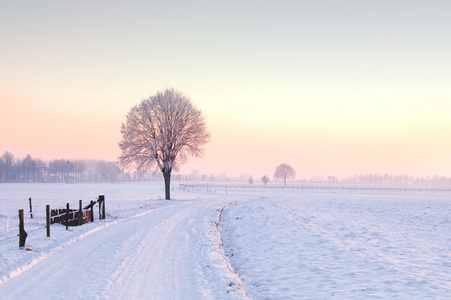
left=1, top=150, right=451, bottom=187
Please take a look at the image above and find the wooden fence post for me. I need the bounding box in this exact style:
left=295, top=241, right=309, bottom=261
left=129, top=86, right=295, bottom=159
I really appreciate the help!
left=102, top=196, right=105, bottom=220
left=19, top=209, right=27, bottom=247
left=98, top=195, right=105, bottom=220
left=46, top=205, right=50, bottom=237
left=98, top=198, right=101, bottom=220
left=90, top=200, right=94, bottom=222
left=66, top=203, right=69, bottom=230
left=79, top=200, right=82, bottom=226
left=29, top=197, right=33, bottom=219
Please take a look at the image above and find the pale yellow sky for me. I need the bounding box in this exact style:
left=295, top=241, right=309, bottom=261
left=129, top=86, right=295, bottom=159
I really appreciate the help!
left=1, top=1, right=450, bottom=179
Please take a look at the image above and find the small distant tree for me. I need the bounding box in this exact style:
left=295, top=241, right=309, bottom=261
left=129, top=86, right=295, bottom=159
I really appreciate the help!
left=73, top=160, right=87, bottom=182
left=34, top=158, right=47, bottom=182
left=261, top=174, right=269, bottom=186
left=248, top=175, right=254, bottom=185
left=21, top=154, right=35, bottom=182
left=0, top=151, right=15, bottom=182
left=49, top=159, right=74, bottom=182
left=119, top=88, right=210, bottom=200
left=97, top=161, right=121, bottom=182
left=274, top=163, right=296, bottom=187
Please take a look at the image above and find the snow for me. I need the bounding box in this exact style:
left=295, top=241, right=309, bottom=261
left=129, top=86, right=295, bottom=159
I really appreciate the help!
left=1, top=183, right=451, bottom=299
left=0, top=183, right=247, bottom=299
left=220, top=192, right=451, bottom=299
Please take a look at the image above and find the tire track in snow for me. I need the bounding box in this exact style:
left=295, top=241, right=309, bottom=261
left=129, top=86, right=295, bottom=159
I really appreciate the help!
left=1, top=198, right=253, bottom=299
left=0, top=204, right=172, bottom=286
left=100, top=211, right=181, bottom=299
left=0, top=204, right=179, bottom=299
left=101, top=198, right=252, bottom=299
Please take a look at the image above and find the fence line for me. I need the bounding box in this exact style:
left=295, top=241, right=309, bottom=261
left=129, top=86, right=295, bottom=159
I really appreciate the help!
left=0, top=213, right=20, bottom=243
left=0, top=195, right=105, bottom=248
left=0, top=233, right=20, bottom=243
left=180, top=184, right=451, bottom=195
left=0, top=214, right=19, bottom=234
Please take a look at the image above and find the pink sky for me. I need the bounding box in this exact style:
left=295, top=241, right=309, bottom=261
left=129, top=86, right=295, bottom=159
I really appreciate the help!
left=1, top=1, right=450, bottom=179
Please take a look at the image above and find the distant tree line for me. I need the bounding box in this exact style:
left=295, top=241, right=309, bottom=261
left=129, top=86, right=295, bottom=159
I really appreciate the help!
left=2, top=151, right=450, bottom=187
left=343, top=173, right=451, bottom=187
left=0, top=151, right=122, bottom=183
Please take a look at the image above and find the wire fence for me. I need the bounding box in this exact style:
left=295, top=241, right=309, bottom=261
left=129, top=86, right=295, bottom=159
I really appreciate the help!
left=179, top=184, right=451, bottom=195
left=0, top=210, right=47, bottom=243
left=0, top=214, right=20, bottom=242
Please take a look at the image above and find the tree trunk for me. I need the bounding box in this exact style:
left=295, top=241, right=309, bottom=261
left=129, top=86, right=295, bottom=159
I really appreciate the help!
left=163, top=169, right=171, bottom=200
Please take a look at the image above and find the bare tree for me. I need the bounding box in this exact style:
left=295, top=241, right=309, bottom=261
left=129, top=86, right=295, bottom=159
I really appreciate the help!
left=119, top=88, right=210, bottom=199
left=97, top=161, right=121, bottom=182
left=34, top=158, right=47, bottom=182
left=261, top=174, right=269, bottom=186
left=0, top=151, right=15, bottom=182
left=274, top=163, right=296, bottom=187
left=49, top=159, right=74, bottom=182
left=248, top=175, right=254, bottom=186
left=21, top=154, right=36, bottom=182
left=73, top=160, right=87, bottom=182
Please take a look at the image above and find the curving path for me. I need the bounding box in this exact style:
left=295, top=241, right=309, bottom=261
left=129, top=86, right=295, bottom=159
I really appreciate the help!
left=0, top=198, right=247, bottom=300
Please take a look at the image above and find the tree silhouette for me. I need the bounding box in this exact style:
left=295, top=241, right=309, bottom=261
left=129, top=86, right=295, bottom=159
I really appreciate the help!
left=249, top=175, right=254, bottom=186
left=274, top=163, right=296, bottom=187
left=0, top=151, right=15, bottom=182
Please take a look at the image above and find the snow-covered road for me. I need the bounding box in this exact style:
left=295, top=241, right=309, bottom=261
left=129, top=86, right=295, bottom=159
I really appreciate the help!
left=0, top=197, right=247, bottom=299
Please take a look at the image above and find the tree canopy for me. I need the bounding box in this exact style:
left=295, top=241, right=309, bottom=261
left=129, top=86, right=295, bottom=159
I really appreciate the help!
left=274, top=163, right=296, bottom=187
left=119, top=88, right=210, bottom=199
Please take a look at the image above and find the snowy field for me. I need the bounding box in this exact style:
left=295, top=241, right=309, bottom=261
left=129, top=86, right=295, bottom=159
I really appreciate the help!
left=1, top=183, right=451, bottom=299
left=220, top=191, right=451, bottom=299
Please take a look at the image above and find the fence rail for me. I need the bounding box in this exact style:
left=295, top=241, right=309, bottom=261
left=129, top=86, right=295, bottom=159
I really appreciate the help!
left=0, top=195, right=105, bottom=248
left=180, top=184, right=451, bottom=195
